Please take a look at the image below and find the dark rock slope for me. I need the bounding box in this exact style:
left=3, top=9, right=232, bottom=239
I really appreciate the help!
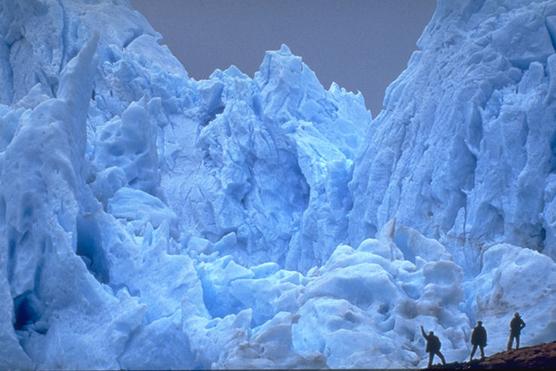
left=430, top=341, right=556, bottom=369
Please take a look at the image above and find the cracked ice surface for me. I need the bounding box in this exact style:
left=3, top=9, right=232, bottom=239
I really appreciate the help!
left=349, top=0, right=556, bottom=264
left=0, top=0, right=555, bottom=369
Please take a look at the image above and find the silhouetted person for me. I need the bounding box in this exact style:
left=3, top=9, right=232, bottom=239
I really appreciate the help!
left=507, top=312, right=525, bottom=350
left=421, top=325, right=446, bottom=367
left=469, top=320, right=487, bottom=361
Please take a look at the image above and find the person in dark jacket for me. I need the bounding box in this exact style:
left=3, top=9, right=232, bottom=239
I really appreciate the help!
left=469, top=320, right=487, bottom=361
left=507, top=312, right=526, bottom=350
left=421, top=325, right=446, bottom=367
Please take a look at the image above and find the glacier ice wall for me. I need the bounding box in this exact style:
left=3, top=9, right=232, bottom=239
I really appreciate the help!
left=0, top=0, right=555, bottom=369
left=349, top=0, right=556, bottom=265
left=0, top=1, right=200, bottom=368
left=162, top=45, right=369, bottom=272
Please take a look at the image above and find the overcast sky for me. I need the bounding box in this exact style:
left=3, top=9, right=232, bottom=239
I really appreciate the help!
left=131, top=0, right=436, bottom=115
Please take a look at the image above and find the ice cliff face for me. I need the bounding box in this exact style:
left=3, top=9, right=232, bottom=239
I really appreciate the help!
left=166, top=46, right=368, bottom=271
left=0, top=0, right=555, bottom=369
left=350, top=0, right=556, bottom=266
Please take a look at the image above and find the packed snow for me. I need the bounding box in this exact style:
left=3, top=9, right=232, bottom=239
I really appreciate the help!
left=0, top=0, right=555, bottom=369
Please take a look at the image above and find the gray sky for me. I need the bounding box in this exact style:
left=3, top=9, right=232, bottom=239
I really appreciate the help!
left=131, top=0, right=436, bottom=115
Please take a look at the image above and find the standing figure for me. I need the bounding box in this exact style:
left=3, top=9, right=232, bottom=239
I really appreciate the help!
left=420, top=325, right=446, bottom=367
left=507, top=312, right=526, bottom=350
left=469, top=320, right=487, bottom=361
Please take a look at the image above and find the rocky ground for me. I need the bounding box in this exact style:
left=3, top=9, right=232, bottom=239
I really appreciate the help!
left=430, top=342, right=556, bottom=369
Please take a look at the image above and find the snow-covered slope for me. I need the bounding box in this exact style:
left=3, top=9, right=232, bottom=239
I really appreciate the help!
left=0, top=0, right=555, bottom=369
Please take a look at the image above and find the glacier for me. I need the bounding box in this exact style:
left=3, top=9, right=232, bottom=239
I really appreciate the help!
left=0, top=0, right=555, bottom=369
